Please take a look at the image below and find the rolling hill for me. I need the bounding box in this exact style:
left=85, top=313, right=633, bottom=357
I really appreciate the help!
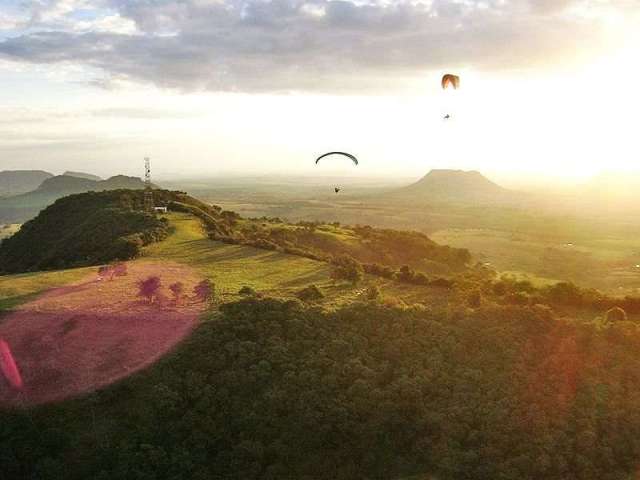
left=0, top=170, right=53, bottom=197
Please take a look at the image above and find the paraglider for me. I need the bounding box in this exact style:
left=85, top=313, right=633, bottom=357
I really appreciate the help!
left=315, top=152, right=358, bottom=166
left=0, top=339, right=23, bottom=390
left=315, top=152, right=358, bottom=194
left=441, top=74, right=460, bottom=90
left=441, top=73, right=460, bottom=120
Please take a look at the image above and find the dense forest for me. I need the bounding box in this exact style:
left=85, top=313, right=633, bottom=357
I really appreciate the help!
left=2, top=297, right=640, bottom=479
left=0, top=190, right=174, bottom=273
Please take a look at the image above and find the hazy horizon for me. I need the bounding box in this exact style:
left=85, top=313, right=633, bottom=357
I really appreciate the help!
left=1, top=0, right=639, bottom=182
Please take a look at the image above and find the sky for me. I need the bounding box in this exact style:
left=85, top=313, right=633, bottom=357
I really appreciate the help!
left=0, top=0, right=639, bottom=182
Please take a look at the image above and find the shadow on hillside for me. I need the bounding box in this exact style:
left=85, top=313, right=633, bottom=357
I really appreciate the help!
left=41, top=280, right=97, bottom=299
left=0, top=293, right=41, bottom=317
left=180, top=240, right=294, bottom=264
left=279, top=269, right=330, bottom=287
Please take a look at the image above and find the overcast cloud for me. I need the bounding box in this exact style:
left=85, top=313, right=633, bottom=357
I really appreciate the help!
left=0, top=0, right=629, bottom=93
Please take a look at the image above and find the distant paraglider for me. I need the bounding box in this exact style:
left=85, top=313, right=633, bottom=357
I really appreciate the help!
left=441, top=74, right=460, bottom=90
left=315, top=152, right=358, bottom=194
left=441, top=74, right=460, bottom=120
left=315, top=152, right=359, bottom=166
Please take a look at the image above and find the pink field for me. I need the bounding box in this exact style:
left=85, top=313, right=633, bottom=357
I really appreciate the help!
left=0, top=262, right=205, bottom=407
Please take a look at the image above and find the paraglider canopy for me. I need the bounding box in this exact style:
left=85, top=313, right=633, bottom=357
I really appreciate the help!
left=441, top=74, right=460, bottom=90
left=315, top=152, right=358, bottom=166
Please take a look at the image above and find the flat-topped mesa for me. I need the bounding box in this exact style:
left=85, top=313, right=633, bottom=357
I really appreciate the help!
left=386, top=169, right=514, bottom=204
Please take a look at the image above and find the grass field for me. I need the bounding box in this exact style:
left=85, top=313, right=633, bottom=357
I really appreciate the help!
left=0, top=212, right=364, bottom=319
left=146, top=213, right=458, bottom=307
left=0, top=268, right=94, bottom=313
left=0, top=212, right=443, bottom=319
left=144, top=213, right=338, bottom=300
left=432, top=227, right=640, bottom=295
left=0, top=213, right=336, bottom=314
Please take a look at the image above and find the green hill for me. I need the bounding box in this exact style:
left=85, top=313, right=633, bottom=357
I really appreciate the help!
left=0, top=189, right=172, bottom=273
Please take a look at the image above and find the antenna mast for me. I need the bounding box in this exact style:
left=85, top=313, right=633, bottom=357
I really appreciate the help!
left=144, top=156, right=154, bottom=213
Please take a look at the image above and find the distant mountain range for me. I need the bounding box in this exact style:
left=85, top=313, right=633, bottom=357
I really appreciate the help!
left=0, top=170, right=54, bottom=197
left=0, top=174, right=150, bottom=224
left=63, top=171, right=103, bottom=181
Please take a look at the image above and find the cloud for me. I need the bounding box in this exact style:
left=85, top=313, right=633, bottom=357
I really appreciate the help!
left=91, top=107, right=204, bottom=119
left=0, top=0, right=630, bottom=93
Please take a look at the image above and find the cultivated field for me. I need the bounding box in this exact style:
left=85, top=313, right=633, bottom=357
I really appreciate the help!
left=432, top=227, right=640, bottom=294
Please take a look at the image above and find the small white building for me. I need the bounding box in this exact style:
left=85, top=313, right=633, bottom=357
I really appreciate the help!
left=154, top=206, right=168, bottom=213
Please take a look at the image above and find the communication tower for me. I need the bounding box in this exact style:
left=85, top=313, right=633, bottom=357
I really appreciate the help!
left=144, top=157, right=154, bottom=212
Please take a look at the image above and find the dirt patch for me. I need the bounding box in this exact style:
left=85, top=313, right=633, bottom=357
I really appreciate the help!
left=0, top=261, right=206, bottom=407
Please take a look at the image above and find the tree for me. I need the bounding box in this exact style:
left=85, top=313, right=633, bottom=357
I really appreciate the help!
left=194, top=279, right=215, bottom=304
left=296, top=285, right=324, bottom=302
left=169, top=282, right=184, bottom=304
left=365, top=285, right=381, bottom=301
left=331, top=256, right=364, bottom=285
left=239, top=286, right=257, bottom=297
left=138, top=276, right=161, bottom=304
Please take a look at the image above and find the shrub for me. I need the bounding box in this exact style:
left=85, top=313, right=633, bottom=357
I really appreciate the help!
left=365, top=285, right=381, bottom=300
left=194, top=279, right=215, bottom=304
left=138, top=276, right=161, bottom=304
left=331, top=256, right=364, bottom=285
left=363, top=263, right=395, bottom=279
left=296, top=285, right=324, bottom=302
left=169, top=282, right=185, bottom=303
left=543, top=282, right=584, bottom=306
left=239, top=286, right=257, bottom=296
left=394, top=265, right=430, bottom=286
